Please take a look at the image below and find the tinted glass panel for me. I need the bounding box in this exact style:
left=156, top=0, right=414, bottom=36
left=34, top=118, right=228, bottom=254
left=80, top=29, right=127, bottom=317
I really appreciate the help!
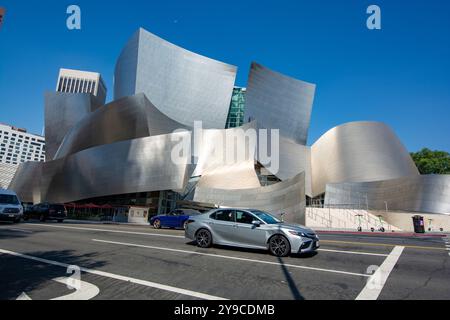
left=235, top=210, right=256, bottom=224
left=249, top=210, right=281, bottom=224
left=0, top=195, right=19, bottom=205
left=214, top=210, right=235, bottom=222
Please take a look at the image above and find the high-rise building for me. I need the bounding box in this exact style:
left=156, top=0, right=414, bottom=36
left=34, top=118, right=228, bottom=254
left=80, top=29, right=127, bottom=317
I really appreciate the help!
left=0, top=123, right=45, bottom=189
left=225, top=87, right=246, bottom=128
left=56, top=68, right=107, bottom=103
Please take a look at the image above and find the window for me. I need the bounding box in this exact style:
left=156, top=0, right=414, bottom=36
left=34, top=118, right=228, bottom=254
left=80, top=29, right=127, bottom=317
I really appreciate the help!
left=249, top=210, right=281, bottom=225
left=235, top=211, right=256, bottom=224
left=213, top=210, right=235, bottom=222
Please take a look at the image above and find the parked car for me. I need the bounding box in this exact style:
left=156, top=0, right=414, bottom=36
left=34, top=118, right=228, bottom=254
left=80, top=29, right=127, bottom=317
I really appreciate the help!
left=0, top=189, right=24, bottom=223
left=185, top=208, right=320, bottom=257
left=24, top=203, right=67, bottom=222
left=150, top=209, right=200, bottom=229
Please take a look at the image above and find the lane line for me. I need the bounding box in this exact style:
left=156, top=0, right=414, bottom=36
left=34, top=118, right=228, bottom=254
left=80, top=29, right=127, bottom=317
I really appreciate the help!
left=318, top=248, right=388, bottom=257
left=356, top=246, right=404, bottom=300
left=23, top=223, right=390, bottom=256
left=321, top=240, right=447, bottom=251
left=0, top=248, right=226, bottom=300
left=92, top=238, right=370, bottom=278
left=24, top=223, right=185, bottom=239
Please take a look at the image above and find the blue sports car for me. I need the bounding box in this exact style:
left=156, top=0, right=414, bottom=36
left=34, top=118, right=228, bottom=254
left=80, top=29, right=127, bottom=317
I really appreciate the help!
left=150, top=209, right=200, bottom=229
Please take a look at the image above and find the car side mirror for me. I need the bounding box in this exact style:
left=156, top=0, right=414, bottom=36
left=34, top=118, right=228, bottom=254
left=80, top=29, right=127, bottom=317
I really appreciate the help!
left=280, top=213, right=285, bottom=222
left=252, top=220, right=261, bottom=227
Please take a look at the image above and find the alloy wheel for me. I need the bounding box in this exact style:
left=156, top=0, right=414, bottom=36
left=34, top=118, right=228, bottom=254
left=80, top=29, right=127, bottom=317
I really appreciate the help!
left=196, top=229, right=212, bottom=248
left=270, top=235, right=290, bottom=257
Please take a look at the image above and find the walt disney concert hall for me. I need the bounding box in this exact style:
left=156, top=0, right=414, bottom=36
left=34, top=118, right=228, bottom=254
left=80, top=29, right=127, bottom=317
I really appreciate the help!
left=9, top=28, right=450, bottom=226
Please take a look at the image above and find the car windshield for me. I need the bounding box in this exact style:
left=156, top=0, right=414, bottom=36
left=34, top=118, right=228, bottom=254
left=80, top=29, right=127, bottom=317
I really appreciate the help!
left=249, top=210, right=281, bottom=224
left=0, top=194, right=19, bottom=205
left=50, top=205, right=65, bottom=210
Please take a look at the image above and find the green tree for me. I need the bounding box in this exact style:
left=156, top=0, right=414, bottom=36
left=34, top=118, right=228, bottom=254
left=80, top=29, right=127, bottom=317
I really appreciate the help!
left=410, top=148, right=450, bottom=174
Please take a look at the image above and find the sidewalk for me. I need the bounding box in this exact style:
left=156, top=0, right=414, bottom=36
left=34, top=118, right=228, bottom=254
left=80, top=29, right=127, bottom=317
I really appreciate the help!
left=315, top=228, right=447, bottom=238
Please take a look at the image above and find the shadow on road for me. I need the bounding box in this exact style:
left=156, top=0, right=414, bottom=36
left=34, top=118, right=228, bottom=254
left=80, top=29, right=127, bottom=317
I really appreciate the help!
left=0, top=249, right=107, bottom=300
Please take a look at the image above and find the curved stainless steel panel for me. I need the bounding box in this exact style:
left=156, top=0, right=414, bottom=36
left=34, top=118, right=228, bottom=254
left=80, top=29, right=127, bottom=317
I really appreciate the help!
left=277, top=137, right=312, bottom=196
left=45, top=92, right=103, bottom=160
left=311, top=121, right=419, bottom=197
left=244, top=62, right=316, bottom=145
left=54, top=93, right=188, bottom=159
left=114, top=28, right=237, bottom=129
left=194, top=172, right=306, bottom=225
left=192, top=121, right=260, bottom=190
left=325, top=175, right=450, bottom=215
left=10, top=132, right=191, bottom=204
left=8, top=162, right=43, bottom=204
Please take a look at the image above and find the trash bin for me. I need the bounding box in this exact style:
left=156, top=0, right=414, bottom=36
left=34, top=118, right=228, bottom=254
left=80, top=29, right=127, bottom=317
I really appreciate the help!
left=412, top=215, right=425, bottom=233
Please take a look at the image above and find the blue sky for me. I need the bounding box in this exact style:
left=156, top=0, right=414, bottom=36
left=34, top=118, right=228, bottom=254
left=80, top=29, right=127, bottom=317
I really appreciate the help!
left=0, top=0, right=449, bottom=151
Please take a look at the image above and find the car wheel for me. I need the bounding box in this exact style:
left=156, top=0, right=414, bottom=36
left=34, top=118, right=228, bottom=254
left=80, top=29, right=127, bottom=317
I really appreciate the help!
left=23, top=216, right=29, bottom=221
left=269, top=235, right=291, bottom=257
left=196, top=229, right=212, bottom=248
left=39, top=214, right=46, bottom=222
left=14, top=217, right=21, bottom=223
left=153, top=219, right=161, bottom=229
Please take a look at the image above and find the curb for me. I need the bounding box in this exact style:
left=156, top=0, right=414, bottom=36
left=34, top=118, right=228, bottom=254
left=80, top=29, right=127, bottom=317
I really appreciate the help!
left=316, top=230, right=446, bottom=238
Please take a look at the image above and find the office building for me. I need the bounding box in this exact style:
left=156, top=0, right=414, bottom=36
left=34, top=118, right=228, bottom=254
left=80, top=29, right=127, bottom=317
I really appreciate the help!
left=56, top=68, right=107, bottom=104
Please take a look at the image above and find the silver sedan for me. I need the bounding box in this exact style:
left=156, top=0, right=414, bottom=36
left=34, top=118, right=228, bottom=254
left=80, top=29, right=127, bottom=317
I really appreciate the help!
left=185, top=208, right=319, bottom=257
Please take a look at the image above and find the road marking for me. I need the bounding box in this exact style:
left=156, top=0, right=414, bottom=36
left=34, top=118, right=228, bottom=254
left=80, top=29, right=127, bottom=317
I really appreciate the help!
left=318, top=248, right=388, bottom=257
left=16, top=292, right=31, bottom=300
left=321, top=240, right=447, bottom=251
left=25, top=223, right=185, bottom=239
left=92, top=239, right=370, bottom=278
left=356, top=246, right=404, bottom=300
left=51, top=277, right=100, bottom=300
left=0, top=248, right=226, bottom=300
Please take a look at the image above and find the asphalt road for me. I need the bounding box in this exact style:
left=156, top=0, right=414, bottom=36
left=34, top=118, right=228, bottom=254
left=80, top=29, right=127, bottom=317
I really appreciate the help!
left=0, top=221, right=449, bottom=300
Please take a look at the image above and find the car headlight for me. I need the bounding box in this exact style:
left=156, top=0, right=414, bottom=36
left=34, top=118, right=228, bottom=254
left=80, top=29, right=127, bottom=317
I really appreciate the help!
left=287, top=230, right=307, bottom=237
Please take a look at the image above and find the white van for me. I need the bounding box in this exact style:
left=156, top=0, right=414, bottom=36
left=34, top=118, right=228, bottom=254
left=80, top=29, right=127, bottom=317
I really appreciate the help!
left=0, top=189, right=24, bottom=223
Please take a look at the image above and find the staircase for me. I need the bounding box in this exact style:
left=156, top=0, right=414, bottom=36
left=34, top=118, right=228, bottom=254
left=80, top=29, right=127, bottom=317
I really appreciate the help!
left=306, top=207, right=402, bottom=232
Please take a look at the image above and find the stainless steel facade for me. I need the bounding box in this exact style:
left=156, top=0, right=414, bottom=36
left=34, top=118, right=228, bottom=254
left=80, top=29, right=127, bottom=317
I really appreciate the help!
left=311, top=121, right=419, bottom=197
left=192, top=121, right=260, bottom=189
left=8, top=161, right=42, bottom=203
left=11, top=132, right=192, bottom=204
left=45, top=92, right=104, bottom=160
left=244, top=62, right=316, bottom=145
left=114, top=28, right=237, bottom=129
left=194, top=172, right=306, bottom=225
left=324, top=175, right=450, bottom=215
left=54, top=93, right=188, bottom=159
